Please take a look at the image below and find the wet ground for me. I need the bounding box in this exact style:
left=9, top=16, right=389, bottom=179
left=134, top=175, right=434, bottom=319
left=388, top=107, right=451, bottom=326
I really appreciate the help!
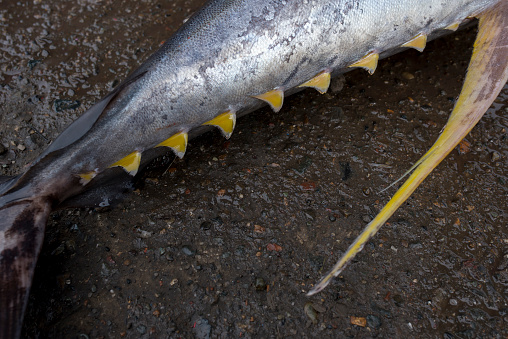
left=1, top=0, right=507, bottom=338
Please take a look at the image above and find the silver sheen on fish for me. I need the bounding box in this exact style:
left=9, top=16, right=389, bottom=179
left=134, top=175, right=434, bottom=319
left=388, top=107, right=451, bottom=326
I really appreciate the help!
left=1, top=0, right=507, bottom=337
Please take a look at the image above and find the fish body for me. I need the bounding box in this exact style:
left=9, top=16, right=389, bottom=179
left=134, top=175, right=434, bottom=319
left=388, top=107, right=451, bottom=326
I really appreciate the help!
left=1, top=0, right=506, bottom=337
left=0, top=0, right=494, bottom=205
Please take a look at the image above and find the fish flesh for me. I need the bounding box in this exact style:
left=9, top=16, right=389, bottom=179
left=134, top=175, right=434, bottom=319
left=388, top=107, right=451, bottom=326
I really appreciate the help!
left=1, top=0, right=507, bottom=337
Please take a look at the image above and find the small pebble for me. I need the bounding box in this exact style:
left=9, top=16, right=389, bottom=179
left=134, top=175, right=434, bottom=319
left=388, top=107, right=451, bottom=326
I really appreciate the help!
left=53, top=99, right=81, bottom=112
left=491, top=151, right=501, bottom=162
left=458, top=139, right=471, bottom=155
left=254, top=277, right=266, bottom=291
left=312, top=304, right=326, bottom=313
left=267, top=243, right=283, bottom=252
left=366, top=314, right=382, bottom=329
left=329, top=106, right=345, bottom=122
left=329, top=75, right=345, bottom=94
left=410, top=242, right=422, bottom=249
left=393, top=294, right=404, bottom=306
left=254, top=224, right=265, bottom=233
left=350, top=316, right=367, bottom=327
left=136, top=325, right=147, bottom=334
left=182, top=246, right=195, bottom=256
left=304, top=302, right=319, bottom=324
left=200, top=221, right=211, bottom=231
left=138, top=229, right=152, bottom=238
left=402, top=71, right=415, bottom=80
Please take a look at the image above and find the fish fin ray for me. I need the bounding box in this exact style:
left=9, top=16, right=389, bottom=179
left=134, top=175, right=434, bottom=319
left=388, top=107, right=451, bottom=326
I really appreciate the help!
left=109, top=151, right=142, bottom=175
left=156, top=132, right=188, bottom=158
left=203, top=111, right=236, bottom=139
left=401, top=33, right=427, bottom=52
left=41, top=71, right=148, bottom=159
left=0, top=176, right=18, bottom=195
left=308, top=1, right=508, bottom=295
left=379, top=151, right=431, bottom=193
left=348, top=52, right=379, bottom=75
left=298, top=71, right=332, bottom=94
left=252, top=89, right=284, bottom=112
left=445, top=21, right=461, bottom=31
left=4, top=71, right=149, bottom=197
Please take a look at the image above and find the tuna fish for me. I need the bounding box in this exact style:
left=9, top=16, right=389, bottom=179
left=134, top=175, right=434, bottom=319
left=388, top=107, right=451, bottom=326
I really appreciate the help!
left=1, top=0, right=507, bottom=337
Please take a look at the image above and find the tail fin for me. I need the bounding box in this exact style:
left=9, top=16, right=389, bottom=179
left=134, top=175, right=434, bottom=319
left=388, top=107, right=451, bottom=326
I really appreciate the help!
left=309, top=1, right=508, bottom=295
left=0, top=200, right=51, bottom=338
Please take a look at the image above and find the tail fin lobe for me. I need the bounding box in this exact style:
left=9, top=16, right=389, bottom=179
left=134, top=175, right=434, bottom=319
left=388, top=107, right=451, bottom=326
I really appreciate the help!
left=308, top=0, right=508, bottom=296
left=1, top=200, right=51, bottom=338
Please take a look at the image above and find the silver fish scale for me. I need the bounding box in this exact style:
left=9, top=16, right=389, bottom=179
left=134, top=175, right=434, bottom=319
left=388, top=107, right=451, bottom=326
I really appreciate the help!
left=26, top=0, right=496, bottom=199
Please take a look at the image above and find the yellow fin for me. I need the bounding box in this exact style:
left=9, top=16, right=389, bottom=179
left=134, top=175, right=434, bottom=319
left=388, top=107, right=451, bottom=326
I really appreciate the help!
left=157, top=131, right=188, bottom=159
left=401, top=33, right=427, bottom=52
left=203, top=111, right=236, bottom=139
left=253, top=88, right=284, bottom=112
left=308, top=1, right=508, bottom=296
left=444, top=21, right=460, bottom=31
left=78, top=171, right=97, bottom=185
left=348, top=52, right=379, bottom=75
left=298, top=71, right=331, bottom=94
left=109, top=151, right=141, bottom=176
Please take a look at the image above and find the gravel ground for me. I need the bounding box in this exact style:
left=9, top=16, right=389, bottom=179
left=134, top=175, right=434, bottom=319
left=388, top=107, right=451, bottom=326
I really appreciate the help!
left=1, top=0, right=507, bottom=338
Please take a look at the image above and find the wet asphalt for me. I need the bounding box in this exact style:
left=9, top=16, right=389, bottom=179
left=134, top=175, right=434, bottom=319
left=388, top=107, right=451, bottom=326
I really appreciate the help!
left=1, top=0, right=507, bottom=338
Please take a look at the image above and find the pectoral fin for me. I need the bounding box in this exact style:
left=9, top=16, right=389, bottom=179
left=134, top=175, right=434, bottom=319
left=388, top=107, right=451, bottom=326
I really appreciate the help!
left=308, top=1, right=508, bottom=296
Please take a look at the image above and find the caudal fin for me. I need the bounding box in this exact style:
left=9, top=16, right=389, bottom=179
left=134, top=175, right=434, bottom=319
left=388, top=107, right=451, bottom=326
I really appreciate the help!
left=0, top=200, right=51, bottom=338
left=309, top=1, right=508, bottom=295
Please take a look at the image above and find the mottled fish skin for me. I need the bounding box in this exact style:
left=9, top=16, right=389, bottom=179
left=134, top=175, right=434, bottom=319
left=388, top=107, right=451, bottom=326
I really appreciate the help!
left=0, top=0, right=503, bottom=338
left=0, top=0, right=496, bottom=205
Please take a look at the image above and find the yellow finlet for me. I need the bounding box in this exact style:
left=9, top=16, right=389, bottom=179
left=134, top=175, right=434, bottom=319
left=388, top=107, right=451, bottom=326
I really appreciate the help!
left=348, top=52, right=379, bottom=75
left=203, top=111, right=237, bottom=139
left=308, top=1, right=508, bottom=296
left=78, top=171, right=97, bottom=185
left=252, top=88, right=284, bottom=112
left=157, top=131, right=188, bottom=158
left=444, top=21, right=460, bottom=31
left=109, top=151, right=141, bottom=176
left=298, top=71, right=331, bottom=94
left=401, top=33, right=427, bottom=52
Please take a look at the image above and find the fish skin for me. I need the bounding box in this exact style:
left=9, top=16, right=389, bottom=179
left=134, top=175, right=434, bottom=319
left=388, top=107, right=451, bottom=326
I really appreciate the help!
left=0, top=0, right=496, bottom=203
left=0, top=0, right=504, bottom=337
